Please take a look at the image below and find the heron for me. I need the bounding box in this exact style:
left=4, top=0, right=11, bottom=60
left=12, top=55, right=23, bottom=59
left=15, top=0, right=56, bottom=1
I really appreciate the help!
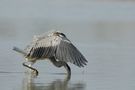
left=13, top=31, right=88, bottom=76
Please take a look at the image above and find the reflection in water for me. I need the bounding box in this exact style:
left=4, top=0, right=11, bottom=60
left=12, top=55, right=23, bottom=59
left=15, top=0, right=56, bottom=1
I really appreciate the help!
left=22, top=73, right=85, bottom=90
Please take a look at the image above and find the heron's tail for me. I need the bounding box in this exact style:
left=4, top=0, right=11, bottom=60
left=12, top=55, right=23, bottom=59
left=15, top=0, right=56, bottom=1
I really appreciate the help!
left=13, top=46, right=27, bottom=56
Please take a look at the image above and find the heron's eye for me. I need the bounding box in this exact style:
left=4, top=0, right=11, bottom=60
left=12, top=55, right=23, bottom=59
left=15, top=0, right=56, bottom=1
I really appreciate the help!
left=59, top=33, right=66, bottom=37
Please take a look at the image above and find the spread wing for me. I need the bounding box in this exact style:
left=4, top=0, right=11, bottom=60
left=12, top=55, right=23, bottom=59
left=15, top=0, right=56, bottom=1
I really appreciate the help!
left=25, top=35, right=59, bottom=59
left=55, top=36, right=88, bottom=67
left=25, top=34, right=87, bottom=67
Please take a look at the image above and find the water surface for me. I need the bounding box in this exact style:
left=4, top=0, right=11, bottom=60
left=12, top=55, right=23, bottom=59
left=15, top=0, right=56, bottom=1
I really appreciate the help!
left=0, top=1, right=135, bottom=90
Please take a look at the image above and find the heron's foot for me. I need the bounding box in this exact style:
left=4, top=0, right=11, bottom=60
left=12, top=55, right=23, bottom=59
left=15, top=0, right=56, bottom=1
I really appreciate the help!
left=31, top=69, right=39, bottom=76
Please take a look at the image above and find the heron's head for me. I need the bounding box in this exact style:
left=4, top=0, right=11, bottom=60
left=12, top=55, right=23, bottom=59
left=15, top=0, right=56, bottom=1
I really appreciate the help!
left=49, top=31, right=66, bottom=37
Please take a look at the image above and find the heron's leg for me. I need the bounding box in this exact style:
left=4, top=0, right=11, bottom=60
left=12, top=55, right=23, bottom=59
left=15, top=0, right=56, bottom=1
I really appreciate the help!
left=49, top=57, right=71, bottom=76
left=23, top=61, right=38, bottom=76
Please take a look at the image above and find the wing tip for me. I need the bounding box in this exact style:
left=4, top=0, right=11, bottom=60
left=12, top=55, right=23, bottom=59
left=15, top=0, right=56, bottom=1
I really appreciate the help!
left=74, top=58, right=88, bottom=68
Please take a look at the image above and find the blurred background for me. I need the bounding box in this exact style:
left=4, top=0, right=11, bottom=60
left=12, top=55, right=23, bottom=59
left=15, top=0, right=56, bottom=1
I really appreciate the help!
left=0, top=0, right=135, bottom=90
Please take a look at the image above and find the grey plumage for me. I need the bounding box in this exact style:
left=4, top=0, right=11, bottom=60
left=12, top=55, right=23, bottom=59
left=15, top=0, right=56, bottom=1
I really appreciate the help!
left=13, top=31, right=88, bottom=76
left=25, top=31, right=87, bottom=67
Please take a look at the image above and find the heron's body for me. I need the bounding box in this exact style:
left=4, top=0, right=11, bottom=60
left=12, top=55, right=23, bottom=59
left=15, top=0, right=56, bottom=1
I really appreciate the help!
left=13, top=31, right=87, bottom=76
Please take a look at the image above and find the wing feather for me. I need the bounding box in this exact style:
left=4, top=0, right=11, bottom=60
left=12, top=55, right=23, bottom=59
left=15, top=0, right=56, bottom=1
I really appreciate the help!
left=55, top=36, right=87, bottom=67
left=25, top=35, right=57, bottom=59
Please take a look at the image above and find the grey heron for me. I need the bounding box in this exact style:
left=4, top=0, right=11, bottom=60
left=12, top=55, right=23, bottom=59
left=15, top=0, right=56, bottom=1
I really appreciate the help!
left=13, top=31, right=88, bottom=76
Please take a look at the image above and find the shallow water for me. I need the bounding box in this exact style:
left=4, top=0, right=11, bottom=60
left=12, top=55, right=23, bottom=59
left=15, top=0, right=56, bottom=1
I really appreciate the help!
left=0, top=1, right=135, bottom=90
